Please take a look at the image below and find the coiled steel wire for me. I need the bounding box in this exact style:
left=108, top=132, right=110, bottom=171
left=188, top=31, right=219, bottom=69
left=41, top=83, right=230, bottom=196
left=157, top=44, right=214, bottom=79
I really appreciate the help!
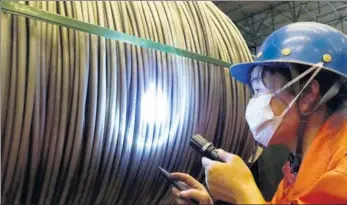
left=0, top=1, right=255, bottom=204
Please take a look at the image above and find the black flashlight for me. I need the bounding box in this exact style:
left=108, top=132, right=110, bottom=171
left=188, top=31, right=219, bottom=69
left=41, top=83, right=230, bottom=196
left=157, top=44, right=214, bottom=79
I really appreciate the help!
left=190, top=134, right=222, bottom=162
left=190, top=134, right=233, bottom=205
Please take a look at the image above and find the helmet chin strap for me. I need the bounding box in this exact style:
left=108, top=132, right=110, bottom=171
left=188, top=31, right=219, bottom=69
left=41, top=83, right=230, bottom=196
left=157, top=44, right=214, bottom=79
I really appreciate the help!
left=289, top=76, right=346, bottom=175
left=289, top=114, right=307, bottom=174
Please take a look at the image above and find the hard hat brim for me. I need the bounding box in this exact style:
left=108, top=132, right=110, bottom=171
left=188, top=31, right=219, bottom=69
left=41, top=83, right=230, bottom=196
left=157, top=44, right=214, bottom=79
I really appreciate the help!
left=230, top=60, right=347, bottom=85
left=230, top=62, right=256, bottom=84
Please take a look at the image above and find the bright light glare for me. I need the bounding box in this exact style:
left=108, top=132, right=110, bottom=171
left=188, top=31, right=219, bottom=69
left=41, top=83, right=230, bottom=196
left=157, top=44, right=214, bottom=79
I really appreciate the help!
left=137, top=136, right=167, bottom=150
left=137, top=83, right=170, bottom=149
left=141, top=83, right=169, bottom=125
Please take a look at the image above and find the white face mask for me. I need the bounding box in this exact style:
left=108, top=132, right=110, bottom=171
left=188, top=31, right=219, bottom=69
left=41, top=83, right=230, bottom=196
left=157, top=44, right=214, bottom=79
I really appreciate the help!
left=245, top=93, right=283, bottom=146
left=245, top=63, right=324, bottom=147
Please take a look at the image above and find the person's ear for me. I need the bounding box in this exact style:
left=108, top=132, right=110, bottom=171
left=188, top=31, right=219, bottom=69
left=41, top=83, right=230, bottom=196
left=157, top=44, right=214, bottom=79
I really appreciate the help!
left=298, top=79, right=320, bottom=113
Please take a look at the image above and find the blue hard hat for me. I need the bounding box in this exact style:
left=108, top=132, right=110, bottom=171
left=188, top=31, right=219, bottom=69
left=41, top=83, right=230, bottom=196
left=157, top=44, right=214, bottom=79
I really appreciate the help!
left=230, top=22, right=347, bottom=84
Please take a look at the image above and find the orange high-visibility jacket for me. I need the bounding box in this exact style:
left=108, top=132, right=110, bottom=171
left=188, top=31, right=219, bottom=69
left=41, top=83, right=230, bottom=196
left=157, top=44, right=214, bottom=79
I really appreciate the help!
left=269, top=110, right=347, bottom=204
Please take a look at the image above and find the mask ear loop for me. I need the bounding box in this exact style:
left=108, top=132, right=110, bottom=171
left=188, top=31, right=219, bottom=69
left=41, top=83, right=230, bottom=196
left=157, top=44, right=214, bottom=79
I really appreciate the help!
left=268, top=63, right=324, bottom=122
left=291, top=64, right=323, bottom=174
left=268, top=63, right=323, bottom=122
left=272, top=62, right=324, bottom=174
left=287, top=64, right=305, bottom=173
left=278, top=63, right=324, bottom=118
left=288, top=64, right=300, bottom=95
left=275, top=62, right=324, bottom=96
left=291, top=76, right=346, bottom=174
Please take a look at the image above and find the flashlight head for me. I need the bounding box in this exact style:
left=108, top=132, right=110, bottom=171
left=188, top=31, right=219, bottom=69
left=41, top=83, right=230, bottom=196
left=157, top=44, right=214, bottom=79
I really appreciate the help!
left=190, top=134, right=209, bottom=151
left=190, top=134, right=220, bottom=161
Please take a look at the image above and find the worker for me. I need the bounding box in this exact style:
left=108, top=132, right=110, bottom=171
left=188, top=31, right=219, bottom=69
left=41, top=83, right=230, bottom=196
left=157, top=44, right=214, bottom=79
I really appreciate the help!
left=171, top=22, right=347, bottom=204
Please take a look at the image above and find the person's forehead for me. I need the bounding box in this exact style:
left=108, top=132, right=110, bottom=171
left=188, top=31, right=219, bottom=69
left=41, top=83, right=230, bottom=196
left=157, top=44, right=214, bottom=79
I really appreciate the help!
left=250, top=65, right=286, bottom=90
left=250, top=66, right=267, bottom=89
left=250, top=66, right=263, bottom=82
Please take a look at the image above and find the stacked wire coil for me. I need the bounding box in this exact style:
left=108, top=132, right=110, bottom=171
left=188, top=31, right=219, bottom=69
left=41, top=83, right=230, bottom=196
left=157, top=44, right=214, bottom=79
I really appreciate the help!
left=0, top=1, right=254, bottom=204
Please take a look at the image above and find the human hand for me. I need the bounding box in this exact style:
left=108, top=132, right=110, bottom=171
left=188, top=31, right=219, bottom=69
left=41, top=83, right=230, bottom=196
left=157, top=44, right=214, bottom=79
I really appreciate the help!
left=202, top=149, right=265, bottom=204
left=171, top=172, right=213, bottom=205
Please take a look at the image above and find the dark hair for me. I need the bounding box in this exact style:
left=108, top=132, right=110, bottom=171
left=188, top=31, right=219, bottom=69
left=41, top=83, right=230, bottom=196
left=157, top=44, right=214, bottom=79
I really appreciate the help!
left=250, top=63, right=347, bottom=113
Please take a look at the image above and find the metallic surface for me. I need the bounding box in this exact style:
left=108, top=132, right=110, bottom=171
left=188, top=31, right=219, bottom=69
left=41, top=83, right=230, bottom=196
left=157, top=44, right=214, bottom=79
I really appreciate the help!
left=1, top=1, right=254, bottom=204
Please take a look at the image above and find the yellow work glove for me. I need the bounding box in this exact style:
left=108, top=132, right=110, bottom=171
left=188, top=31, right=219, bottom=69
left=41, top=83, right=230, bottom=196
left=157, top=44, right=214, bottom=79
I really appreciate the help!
left=202, top=149, right=266, bottom=204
